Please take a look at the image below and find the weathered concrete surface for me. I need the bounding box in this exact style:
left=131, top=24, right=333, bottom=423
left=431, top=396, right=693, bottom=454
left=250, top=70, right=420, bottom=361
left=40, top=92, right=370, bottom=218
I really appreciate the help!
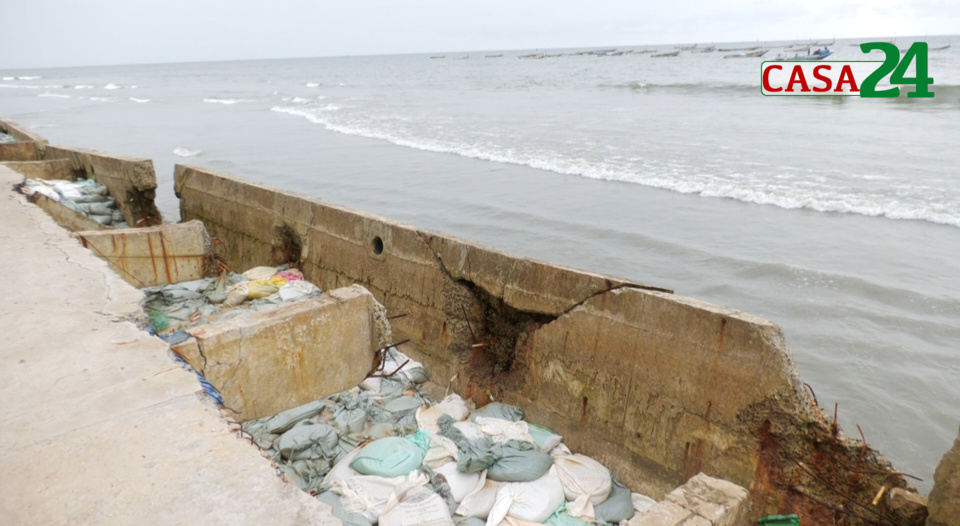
left=25, top=192, right=111, bottom=232
left=0, top=118, right=50, bottom=144
left=628, top=473, right=749, bottom=525
left=2, top=159, right=76, bottom=180
left=175, top=164, right=913, bottom=523
left=173, top=285, right=377, bottom=421
left=0, top=141, right=41, bottom=162
left=886, top=488, right=927, bottom=526
left=45, top=145, right=162, bottom=227
left=927, top=424, right=960, bottom=526
left=0, top=164, right=337, bottom=525
left=75, top=220, right=213, bottom=287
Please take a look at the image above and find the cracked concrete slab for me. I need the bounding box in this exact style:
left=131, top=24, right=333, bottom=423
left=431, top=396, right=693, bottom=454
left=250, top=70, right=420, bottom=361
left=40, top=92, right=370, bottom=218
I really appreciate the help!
left=0, top=165, right=338, bottom=525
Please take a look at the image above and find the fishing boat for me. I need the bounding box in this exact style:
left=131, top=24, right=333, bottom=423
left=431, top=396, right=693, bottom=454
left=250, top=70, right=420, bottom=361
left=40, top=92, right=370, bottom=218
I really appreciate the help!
left=930, top=43, right=951, bottom=51
left=676, top=43, right=697, bottom=50
left=784, top=47, right=833, bottom=60
left=693, top=46, right=717, bottom=53
left=651, top=51, right=681, bottom=58
left=724, top=49, right=768, bottom=58
left=484, top=54, right=503, bottom=58
left=429, top=56, right=445, bottom=59
left=717, top=46, right=759, bottom=52
left=517, top=53, right=544, bottom=59
left=633, top=49, right=657, bottom=54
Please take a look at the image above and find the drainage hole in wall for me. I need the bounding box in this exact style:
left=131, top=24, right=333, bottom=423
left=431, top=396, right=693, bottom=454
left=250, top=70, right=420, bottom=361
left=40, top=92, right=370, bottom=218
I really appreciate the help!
left=372, top=236, right=384, bottom=256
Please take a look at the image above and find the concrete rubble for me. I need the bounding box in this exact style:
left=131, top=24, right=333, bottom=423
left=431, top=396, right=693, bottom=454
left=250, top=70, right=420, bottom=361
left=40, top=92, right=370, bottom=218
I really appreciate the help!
left=926, top=424, right=960, bottom=526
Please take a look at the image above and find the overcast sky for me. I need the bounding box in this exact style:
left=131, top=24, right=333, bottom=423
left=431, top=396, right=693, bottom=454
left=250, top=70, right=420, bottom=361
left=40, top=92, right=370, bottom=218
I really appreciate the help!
left=2, top=0, right=957, bottom=69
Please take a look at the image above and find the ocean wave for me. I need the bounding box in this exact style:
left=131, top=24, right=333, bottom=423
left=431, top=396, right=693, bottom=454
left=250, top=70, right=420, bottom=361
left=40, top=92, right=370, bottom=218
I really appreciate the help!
left=0, top=84, right=62, bottom=90
left=129, top=97, right=151, bottom=103
left=292, top=97, right=310, bottom=103
left=18, top=76, right=42, bottom=80
left=203, top=98, right=255, bottom=105
left=104, top=83, right=121, bottom=90
left=1, top=77, right=12, bottom=81
left=39, top=93, right=71, bottom=99
left=306, top=82, right=320, bottom=87
left=271, top=104, right=960, bottom=229
left=74, top=85, right=94, bottom=89
left=83, top=96, right=111, bottom=102
left=173, top=147, right=201, bottom=157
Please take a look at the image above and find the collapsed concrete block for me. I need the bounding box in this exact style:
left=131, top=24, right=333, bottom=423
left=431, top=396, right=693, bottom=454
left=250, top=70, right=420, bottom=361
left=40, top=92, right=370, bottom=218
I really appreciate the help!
left=172, top=285, right=377, bottom=421
left=886, top=488, right=927, bottom=526
left=75, top=220, right=212, bottom=287
left=628, top=473, right=749, bottom=526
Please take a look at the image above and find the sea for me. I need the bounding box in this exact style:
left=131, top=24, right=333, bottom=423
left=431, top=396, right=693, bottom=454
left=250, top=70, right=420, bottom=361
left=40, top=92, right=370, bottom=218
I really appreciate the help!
left=2, top=36, right=958, bottom=493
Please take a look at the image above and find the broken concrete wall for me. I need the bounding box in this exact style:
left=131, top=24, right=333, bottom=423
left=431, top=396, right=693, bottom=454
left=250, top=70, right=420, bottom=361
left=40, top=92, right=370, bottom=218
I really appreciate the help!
left=0, top=142, right=42, bottom=162
left=2, top=159, right=76, bottom=180
left=171, top=285, right=378, bottom=421
left=927, top=424, right=960, bottom=526
left=44, top=145, right=162, bottom=227
left=74, top=220, right=213, bottom=287
left=24, top=192, right=110, bottom=232
left=175, top=164, right=911, bottom=524
left=628, top=472, right=750, bottom=525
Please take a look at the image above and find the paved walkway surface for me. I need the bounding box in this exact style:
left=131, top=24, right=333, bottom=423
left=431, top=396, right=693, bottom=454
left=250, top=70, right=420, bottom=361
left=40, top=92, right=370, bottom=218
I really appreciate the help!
left=0, top=165, right=338, bottom=525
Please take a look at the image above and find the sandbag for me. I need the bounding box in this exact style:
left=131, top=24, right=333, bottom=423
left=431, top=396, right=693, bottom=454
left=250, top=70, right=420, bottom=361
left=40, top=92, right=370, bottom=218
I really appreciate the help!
left=385, top=396, right=423, bottom=414
left=485, top=465, right=565, bottom=525
left=455, top=471, right=503, bottom=519
left=278, top=280, right=321, bottom=301
left=593, top=479, right=635, bottom=524
left=335, top=406, right=368, bottom=435
left=247, top=276, right=287, bottom=299
left=223, top=282, right=249, bottom=307
left=321, top=444, right=366, bottom=487
left=242, top=266, right=278, bottom=280
left=331, top=474, right=405, bottom=523
left=527, top=424, right=563, bottom=453
left=423, top=433, right=460, bottom=469
left=553, top=454, right=612, bottom=506
left=277, top=424, right=340, bottom=461
left=486, top=444, right=554, bottom=483
left=359, top=376, right=383, bottom=392
left=350, top=436, right=424, bottom=477
left=261, top=400, right=327, bottom=434
left=316, top=491, right=374, bottom=526
left=380, top=473, right=454, bottom=526
left=475, top=417, right=535, bottom=445
left=544, top=503, right=589, bottom=526
left=631, top=492, right=657, bottom=515
left=436, top=461, right=482, bottom=503
left=470, top=403, right=523, bottom=423
left=417, top=394, right=470, bottom=433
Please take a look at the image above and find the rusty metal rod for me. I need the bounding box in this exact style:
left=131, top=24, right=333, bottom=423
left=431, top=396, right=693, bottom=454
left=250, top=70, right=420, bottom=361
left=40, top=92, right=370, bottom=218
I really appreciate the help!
left=460, top=304, right=477, bottom=342
left=387, top=313, right=408, bottom=320
left=787, top=487, right=893, bottom=526
left=803, top=382, right=819, bottom=406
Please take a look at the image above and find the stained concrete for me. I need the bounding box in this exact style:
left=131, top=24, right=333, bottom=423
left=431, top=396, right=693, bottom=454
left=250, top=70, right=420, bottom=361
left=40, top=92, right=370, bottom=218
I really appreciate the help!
left=2, top=159, right=76, bottom=180
left=628, top=473, right=750, bottom=526
left=0, top=164, right=337, bottom=525
left=927, top=425, right=960, bottom=526
left=172, top=285, right=378, bottom=421
left=75, top=220, right=213, bottom=287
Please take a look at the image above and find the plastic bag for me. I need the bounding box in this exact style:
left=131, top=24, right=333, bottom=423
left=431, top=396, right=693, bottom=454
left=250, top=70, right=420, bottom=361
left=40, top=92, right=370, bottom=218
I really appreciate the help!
left=485, top=465, right=565, bottom=525
left=470, top=403, right=523, bottom=423
left=436, top=461, right=482, bottom=503
left=350, top=436, right=425, bottom=477
left=380, top=473, right=454, bottom=526
left=417, top=394, right=471, bottom=433
left=455, top=471, right=503, bottom=519
left=248, top=276, right=287, bottom=299
left=278, top=280, right=321, bottom=301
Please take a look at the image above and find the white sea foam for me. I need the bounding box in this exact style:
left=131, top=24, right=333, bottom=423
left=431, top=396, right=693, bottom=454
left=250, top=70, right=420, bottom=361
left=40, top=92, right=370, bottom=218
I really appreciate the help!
left=129, top=97, right=151, bottom=103
left=291, top=97, right=310, bottom=103
left=74, top=85, right=94, bottom=89
left=39, top=93, right=71, bottom=99
left=1, top=77, right=12, bottom=81
left=306, top=82, right=320, bottom=87
left=203, top=98, right=254, bottom=105
left=270, top=104, right=960, bottom=229
left=18, top=76, right=42, bottom=80
left=84, top=97, right=110, bottom=102
left=104, top=83, right=121, bottom=90
left=173, top=147, right=201, bottom=157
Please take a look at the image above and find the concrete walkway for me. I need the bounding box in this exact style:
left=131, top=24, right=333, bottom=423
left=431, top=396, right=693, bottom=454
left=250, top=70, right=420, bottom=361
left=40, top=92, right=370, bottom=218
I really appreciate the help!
left=0, top=165, right=337, bottom=525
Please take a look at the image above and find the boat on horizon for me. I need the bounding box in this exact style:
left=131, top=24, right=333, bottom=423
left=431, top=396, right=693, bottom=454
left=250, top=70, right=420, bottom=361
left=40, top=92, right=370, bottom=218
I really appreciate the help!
left=430, top=55, right=445, bottom=59
left=676, top=43, right=697, bottom=50
left=779, top=47, right=833, bottom=60
left=484, top=54, right=503, bottom=58
left=651, top=50, right=681, bottom=58
left=724, top=49, right=768, bottom=58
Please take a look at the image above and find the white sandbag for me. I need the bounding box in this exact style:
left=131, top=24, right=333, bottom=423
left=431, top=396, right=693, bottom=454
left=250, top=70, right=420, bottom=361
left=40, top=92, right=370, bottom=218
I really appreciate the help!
left=436, top=461, right=482, bottom=503
left=223, top=282, right=249, bottom=307
left=632, top=493, right=657, bottom=515
left=549, top=443, right=572, bottom=457
left=452, top=421, right=486, bottom=441
left=380, top=472, right=454, bottom=526
left=566, top=495, right=596, bottom=522
left=331, top=474, right=405, bottom=523
left=475, top=417, right=535, bottom=445
left=322, top=445, right=364, bottom=487
left=423, top=433, right=460, bottom=469
left=485, top=465, right=565, bottom=525
left=496, top=518, right=542, bottom=526
left=359, top=376, right=383, bottom=392
left=242, top=266, right=278, bottom=280
left=416, top=394, right=470, bottom=433
left=278, top=280, right=321, bottom=301
left=456, top=471, right=504, bottom=519
left=553, top=454, right=612, bottom=506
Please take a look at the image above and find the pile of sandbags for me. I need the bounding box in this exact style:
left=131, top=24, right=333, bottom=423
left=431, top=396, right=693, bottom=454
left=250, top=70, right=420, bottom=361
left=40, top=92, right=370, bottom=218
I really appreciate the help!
left=20, top=178, right=127, bottom=227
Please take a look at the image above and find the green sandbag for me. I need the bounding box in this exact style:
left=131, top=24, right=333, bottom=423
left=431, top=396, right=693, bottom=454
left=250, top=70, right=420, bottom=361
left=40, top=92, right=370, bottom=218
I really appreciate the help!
left=528, top=423, right=562, bottom=450
left=277, top=424, right=340, bottom=461
left=594, top=479, right=635, bottom=524
left=350, top=436, right=424, bottom=477
left=404, top=429, right=431, bottom=456
left=469, top=402, right=523, bottom=422
left=486, top=441, right=554, bottom=482
left=316, top=491, right=374, bottom=526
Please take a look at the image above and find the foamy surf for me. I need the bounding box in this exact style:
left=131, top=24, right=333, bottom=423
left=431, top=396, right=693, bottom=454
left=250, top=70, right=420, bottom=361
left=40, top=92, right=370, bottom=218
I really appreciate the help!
left=270, top=104, right=960, bottom=229
left=203, top=98, right=254, bottom=105
left=74, top=85, right=94, bottom=89
left=104, top=83, right=121, bottom=90
left=39, top=93, right=71, bottom=99
left=173, top=147, right=201, bottom=157
left=306, top=82, right=320, bottom=87
left=129, top=97, right=151, bottom=103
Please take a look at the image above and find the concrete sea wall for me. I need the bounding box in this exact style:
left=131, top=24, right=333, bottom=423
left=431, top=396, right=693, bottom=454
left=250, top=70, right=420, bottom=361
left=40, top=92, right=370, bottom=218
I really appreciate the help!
left=175, top=163, right=911, bottom=522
